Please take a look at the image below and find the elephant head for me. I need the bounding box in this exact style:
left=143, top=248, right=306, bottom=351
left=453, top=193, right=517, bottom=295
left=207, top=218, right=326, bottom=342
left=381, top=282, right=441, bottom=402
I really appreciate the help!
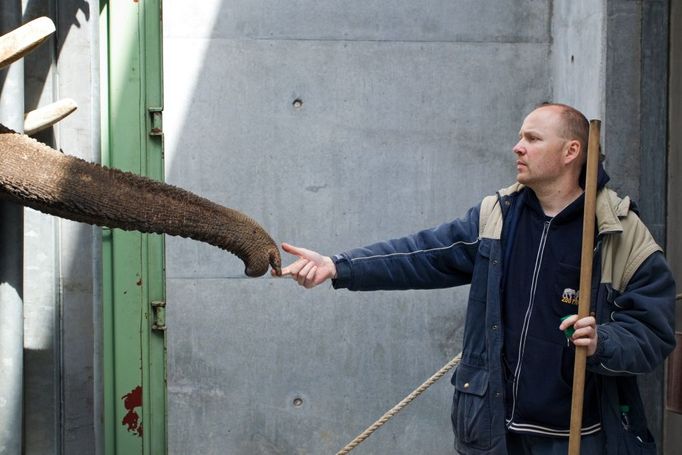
left=0, top=124, right=281, bottom=277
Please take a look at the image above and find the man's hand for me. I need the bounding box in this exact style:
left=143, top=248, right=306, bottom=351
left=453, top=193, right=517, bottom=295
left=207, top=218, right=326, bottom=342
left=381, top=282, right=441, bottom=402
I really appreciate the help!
left=273, top=242, right=337, bottom=289
left=559, top=315, right=599, bottom=357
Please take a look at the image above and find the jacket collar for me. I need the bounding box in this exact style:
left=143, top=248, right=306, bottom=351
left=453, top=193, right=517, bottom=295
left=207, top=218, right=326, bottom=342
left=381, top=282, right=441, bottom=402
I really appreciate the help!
left=497, top=168, right=629, bottom=236
left=595, top=188, right=629, bottom=235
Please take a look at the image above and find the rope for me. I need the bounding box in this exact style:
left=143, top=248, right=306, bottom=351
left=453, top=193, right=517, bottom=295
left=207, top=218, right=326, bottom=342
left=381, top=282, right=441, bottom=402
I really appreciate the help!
left=336, top=352, right=462, bottom=455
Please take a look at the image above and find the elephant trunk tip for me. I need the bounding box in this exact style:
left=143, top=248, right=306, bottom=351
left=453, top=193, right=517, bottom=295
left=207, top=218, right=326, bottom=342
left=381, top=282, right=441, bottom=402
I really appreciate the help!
left=243, top=245, right=282, bottom=278
left=270, top=248, right=282, bottom=277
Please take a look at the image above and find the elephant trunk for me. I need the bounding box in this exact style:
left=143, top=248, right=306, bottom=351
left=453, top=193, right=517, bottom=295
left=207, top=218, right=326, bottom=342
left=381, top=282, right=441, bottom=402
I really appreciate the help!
left=0, top=124, right=281, bottom=277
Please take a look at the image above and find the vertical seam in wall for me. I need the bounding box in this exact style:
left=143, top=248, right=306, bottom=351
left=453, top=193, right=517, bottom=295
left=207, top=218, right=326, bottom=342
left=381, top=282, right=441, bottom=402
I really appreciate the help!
left=548, top=0, right=554, bottom=47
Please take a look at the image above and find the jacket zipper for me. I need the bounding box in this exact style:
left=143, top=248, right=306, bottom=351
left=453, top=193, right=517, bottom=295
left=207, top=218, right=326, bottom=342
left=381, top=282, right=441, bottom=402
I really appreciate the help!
left=507, top=219, right=552, bottom=427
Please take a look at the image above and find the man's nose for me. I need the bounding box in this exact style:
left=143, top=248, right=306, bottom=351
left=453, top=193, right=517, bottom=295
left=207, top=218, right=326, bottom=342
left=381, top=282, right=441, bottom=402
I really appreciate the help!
left=513, top=141, right=524, bottom=155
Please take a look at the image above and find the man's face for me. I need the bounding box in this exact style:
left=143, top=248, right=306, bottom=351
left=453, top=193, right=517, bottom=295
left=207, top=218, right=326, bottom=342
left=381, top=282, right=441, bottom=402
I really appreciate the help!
left=513, top=107, right=569, bottom=188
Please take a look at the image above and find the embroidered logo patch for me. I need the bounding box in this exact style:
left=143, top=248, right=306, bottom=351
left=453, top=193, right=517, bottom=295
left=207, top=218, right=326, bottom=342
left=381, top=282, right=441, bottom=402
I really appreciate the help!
left=561, top=288, right=579, bottom=305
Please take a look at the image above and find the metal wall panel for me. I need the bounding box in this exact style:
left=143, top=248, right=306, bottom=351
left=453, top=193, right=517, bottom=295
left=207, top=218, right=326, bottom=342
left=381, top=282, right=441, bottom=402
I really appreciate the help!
left=101, top=0, right=166, bottom=453
left=19, top=1, right=100, bottom=453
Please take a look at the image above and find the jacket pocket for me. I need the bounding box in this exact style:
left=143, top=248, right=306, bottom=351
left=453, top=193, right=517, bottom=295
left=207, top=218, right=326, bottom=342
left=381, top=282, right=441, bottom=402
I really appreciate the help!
left=615, top=428, right=656, bottom=455
left=451, top=363, right=492, bottom=450
left=603, top=377, right=657, bottom=455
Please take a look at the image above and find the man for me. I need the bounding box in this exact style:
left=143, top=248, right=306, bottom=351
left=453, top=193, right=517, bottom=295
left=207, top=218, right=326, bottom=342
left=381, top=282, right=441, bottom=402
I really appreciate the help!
left=275, top=104, right=676, bottom=454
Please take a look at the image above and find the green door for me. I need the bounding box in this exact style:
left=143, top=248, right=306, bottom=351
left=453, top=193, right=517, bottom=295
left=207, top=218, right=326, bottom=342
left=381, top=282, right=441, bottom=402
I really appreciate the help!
left=100, top=1, right=166, bottom=453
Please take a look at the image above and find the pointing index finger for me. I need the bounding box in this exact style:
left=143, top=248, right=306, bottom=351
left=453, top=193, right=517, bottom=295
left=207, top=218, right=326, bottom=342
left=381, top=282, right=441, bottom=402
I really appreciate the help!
left=281, top=242, right=303, bottom=256
left=281, top=242, right=319, bottom=261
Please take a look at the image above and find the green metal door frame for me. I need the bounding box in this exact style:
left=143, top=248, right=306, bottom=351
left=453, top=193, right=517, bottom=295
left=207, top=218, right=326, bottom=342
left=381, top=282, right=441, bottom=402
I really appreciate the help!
left=100, top=1, right=166, bottom=453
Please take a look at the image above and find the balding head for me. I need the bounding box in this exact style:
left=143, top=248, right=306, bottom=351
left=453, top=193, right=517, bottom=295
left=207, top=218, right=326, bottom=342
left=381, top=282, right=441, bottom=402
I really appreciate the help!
left=535, top=103, right=589, bottom=164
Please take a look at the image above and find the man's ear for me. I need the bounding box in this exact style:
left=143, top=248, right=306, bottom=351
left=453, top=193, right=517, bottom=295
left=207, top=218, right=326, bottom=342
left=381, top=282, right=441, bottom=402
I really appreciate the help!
left=564, top=139, right=582, bottom=166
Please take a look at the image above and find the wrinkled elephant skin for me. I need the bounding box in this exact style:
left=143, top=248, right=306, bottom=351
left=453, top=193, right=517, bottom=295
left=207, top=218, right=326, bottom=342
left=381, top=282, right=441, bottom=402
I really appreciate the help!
left=0, top=124, right=281, bottom=277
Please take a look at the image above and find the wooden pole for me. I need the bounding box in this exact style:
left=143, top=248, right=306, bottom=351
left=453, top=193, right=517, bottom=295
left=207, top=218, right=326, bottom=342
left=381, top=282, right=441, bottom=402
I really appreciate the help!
left=568, top=119, right=601, bottom=454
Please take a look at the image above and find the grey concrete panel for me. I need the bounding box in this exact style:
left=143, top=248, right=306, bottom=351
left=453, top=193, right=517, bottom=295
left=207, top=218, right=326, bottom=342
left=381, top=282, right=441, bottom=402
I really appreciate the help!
left=167, top=277, right=469, bottom=454
left=164, top=39, right=550, bottom=279
left=638, top=3, right=669, bottom=450
left=668, top=0, right=682, bottom=319
left=166, top=0, right=550, bottom=43
left=603, top=0, right=641, bottom=201
left=604, top=2, right=671, bottom=450
left=639, top=0, right=669, bottom=244
left=665, top=1, right=681, bottom=452
left=550, top=0, right=605, bottom=119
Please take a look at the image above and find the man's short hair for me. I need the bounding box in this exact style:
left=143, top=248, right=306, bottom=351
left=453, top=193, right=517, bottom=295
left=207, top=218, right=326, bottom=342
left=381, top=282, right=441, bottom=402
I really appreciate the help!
left=537, top=102, right=590, bottom=164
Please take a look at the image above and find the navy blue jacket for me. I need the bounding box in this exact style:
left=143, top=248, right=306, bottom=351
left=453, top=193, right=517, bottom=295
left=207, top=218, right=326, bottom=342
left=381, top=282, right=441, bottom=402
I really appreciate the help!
left=331, top=181, right=676, bottom=454
left=502, top=189, right=601, bottom=436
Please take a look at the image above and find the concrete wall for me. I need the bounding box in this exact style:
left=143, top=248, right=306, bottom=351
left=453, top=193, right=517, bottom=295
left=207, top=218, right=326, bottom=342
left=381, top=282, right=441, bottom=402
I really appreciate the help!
left=7, top=0, right=674, bottom=453
left=163, top=1, right=553, bottom=453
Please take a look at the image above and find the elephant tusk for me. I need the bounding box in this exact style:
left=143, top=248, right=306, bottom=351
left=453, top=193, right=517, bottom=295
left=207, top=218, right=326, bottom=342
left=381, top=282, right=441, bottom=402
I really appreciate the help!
left=0, top=17, right=55, bottom=70
left=24, top=98, right=78, bottom=135
left=0, top=123, right=282, bottom=277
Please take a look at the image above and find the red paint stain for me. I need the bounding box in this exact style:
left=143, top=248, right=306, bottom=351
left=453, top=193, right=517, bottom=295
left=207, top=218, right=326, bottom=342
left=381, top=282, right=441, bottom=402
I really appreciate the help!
left=121, top=386, right=143, bottom=437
